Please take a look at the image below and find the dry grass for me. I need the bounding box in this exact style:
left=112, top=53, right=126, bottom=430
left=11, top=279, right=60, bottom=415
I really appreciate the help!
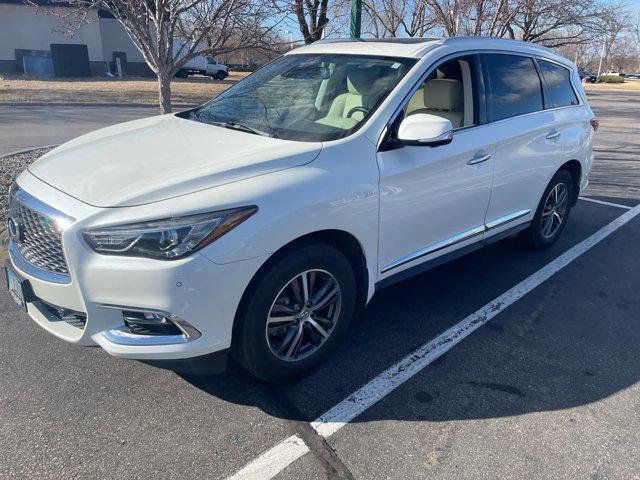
left=584, top=79, right=640, bottom=91
left=0, top=72, right=249, bottom=105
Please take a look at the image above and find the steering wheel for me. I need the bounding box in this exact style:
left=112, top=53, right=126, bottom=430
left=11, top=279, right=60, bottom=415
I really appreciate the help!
left=346, top=106, right=369, bottom=118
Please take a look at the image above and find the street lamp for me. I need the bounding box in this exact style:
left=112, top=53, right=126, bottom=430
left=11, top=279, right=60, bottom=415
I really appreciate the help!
left=283, top=30, right=294, bottom=49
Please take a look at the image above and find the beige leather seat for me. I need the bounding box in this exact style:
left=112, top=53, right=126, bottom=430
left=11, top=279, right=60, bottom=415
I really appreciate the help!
left=316, top=67, right=395, bottom=130
left=406, top=79, right=464, bottom=128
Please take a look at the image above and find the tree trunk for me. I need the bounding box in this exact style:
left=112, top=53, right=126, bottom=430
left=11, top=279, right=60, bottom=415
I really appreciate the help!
left=157, top=70, right=172, bottom=114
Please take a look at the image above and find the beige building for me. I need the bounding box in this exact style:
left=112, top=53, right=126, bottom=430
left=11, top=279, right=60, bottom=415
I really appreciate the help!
left=0, top=0, right=150, bottom=76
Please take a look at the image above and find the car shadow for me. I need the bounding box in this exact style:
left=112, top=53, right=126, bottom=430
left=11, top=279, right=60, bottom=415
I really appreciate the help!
left=177, top=199, right=640, bottom=425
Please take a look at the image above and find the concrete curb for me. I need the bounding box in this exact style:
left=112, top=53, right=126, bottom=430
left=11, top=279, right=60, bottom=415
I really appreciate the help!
left=0, top=102, right=198, bottom=109
left=0, top=144, right=59, bottom=160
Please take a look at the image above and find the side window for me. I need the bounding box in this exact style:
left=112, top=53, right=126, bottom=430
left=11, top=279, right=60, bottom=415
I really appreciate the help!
left=484, top=54, right=543, bottom=122
left=404, top=56, right=478, bottom=130
left=538, top=59, right=579, bottom=108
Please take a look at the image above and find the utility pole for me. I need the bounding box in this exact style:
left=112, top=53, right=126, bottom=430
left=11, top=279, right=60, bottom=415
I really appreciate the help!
left=350, top=0, right=362, bottom=38
left=596, top=40, right=606, bottom=79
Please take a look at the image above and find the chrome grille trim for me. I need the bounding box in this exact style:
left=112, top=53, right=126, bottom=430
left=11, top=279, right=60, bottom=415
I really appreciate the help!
left=8, top=187, right=74, bottom=283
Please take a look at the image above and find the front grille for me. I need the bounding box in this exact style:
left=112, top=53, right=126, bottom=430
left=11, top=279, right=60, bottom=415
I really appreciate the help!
left=9, top=196, right=70, bottom=275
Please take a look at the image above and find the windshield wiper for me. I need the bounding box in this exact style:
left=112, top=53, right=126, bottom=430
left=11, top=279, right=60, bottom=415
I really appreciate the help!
left=214, top=121, right=273, bottom=138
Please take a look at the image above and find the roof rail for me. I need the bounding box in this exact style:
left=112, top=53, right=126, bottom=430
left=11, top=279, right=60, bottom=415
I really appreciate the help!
left=314, top=37, right=440, bottom=45
left=441, top=36, right=558, bottom=54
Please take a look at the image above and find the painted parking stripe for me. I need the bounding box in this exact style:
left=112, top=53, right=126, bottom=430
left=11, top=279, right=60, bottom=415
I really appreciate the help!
left=229, top=203, right=640, bottom=479
left=227, top=435, right=309, bottom=480
left=579, top=196, right=632, bottom=210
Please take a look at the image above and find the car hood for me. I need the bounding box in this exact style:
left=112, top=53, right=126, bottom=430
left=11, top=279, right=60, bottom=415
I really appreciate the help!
left=28, top=114, right=322, bottom=207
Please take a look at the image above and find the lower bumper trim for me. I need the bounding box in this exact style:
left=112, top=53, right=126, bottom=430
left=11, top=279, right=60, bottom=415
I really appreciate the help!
left=141, top=349, right=229, bottom=375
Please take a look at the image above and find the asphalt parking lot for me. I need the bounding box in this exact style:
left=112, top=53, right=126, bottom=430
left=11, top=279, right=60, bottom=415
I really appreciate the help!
left=1, top=89, right=639, bottom=479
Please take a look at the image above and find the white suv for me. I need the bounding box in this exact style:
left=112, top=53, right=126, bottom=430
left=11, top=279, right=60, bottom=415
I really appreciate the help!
left=6, top=37, right=596, bottom=381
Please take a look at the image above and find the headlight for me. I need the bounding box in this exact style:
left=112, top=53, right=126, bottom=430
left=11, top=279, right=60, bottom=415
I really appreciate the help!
left=83, top=206, right=257, bottom=259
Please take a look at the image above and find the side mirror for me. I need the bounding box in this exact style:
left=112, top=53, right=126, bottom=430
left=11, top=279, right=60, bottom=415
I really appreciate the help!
left=396, top=113, right=453, bottom=147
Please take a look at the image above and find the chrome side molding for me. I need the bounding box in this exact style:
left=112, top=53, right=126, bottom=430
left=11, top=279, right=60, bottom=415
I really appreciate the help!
left=381, top=226, right=485, bottom=273
left=485, top=209, right=531, bottom=230
left=381, top=209, right=532, bottom=274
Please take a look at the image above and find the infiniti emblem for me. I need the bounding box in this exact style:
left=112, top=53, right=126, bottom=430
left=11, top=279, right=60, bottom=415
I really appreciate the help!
left=6, top=216, right=22, bottom=243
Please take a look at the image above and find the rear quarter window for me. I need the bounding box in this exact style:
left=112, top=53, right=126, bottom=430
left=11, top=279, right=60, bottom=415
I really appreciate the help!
left=484, top=54, right=543, bottom=122
left=538, top=59, right=580, bottom=108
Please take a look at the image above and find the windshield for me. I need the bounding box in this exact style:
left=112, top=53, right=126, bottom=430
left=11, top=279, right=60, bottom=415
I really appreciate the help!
left=185, top=54, right=416, bottom=141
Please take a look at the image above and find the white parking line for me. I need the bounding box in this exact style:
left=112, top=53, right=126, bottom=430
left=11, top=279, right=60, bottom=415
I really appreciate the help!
left=227, top=435, right=309, bottom=480
left=228, top=204, right=640, bottom=480
left=579, top=196, right=632, bottom=210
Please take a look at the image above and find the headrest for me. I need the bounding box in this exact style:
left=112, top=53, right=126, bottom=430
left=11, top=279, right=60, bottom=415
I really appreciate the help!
left=347, top=66, right=397, bottom=95
left=423, top=79, right=463, bottom=111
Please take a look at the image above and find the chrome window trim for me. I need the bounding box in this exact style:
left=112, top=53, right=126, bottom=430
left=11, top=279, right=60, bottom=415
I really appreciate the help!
left=381, top=209, right=532, bottom=274
left=377, top=48, right=581, bottom=150
left=9, top=240, right=71, bottom=284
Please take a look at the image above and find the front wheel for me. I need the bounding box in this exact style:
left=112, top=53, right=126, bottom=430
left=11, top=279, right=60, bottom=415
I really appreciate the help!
left=216, top=70, right=227, bottom=80
left=522, top=169, right=574, bottom=250
left=231, top=243, right=356, bottom=382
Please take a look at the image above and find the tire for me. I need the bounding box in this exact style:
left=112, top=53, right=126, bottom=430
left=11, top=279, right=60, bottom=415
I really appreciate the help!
left=216, top=70, right=227, bottom=80
left=522, top=169, right=574, bottom=250
left=231, top=243, right=357, bottom=382
left=175, top=70, right=188, bottom=79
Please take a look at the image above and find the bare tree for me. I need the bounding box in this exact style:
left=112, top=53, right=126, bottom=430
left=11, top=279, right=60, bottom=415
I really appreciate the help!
left=285, top=0, right=331, bottom=43
left=28, top=0, right=277, bottom=113
left=419, top=0, right=520, bottom=38
left=363, top=0, right=435, bottom=38
left=595, top=2, right=632, bottom=72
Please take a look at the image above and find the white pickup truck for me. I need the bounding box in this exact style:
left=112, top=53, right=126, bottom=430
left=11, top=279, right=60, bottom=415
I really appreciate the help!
left=174, top=44, right=229, bottom=80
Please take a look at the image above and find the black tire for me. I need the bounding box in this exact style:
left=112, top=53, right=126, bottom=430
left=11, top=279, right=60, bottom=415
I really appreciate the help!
left=231, top=243, right=356, bottom=382
left=522, top=169, right=574, bottom=250
left=216, top=70, right=227, bottom=80
left=175, top=70, right=188, bottom=79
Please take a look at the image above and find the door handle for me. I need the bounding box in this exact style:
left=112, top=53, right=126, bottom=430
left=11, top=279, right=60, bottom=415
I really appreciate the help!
left=467, top=154, right=492, bottom=165
left=545, top=131, right=561, bottom=140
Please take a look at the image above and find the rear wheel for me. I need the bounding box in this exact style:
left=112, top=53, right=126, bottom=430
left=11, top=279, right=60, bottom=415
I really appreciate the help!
left=522, top=169, right=574, bottom=250
left=231, top=243, right=356, bottom=382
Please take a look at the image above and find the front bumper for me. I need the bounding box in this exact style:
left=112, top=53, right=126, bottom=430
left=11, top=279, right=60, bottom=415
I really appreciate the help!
left=9, top=173, right=266, bottom=362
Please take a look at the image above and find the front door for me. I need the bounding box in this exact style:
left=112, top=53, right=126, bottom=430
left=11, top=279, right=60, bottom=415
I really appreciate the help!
left=377, top=54, right=495, bottom=279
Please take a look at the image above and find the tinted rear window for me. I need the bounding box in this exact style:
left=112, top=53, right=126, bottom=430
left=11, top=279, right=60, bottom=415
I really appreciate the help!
left=538, top=59, right=579, bottom=108
left=484, top=54, right=543, bottom=122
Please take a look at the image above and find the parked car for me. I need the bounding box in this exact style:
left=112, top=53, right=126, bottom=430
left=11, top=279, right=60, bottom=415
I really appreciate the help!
left=6, top=37, right=596, bottom=382
left=579, top=70, right=597, bottom=83
left=172, top=42, right=228, bottom=79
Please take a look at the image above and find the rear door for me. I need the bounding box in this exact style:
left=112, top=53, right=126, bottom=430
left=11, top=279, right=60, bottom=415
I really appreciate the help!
left=481, top=53, right=566, bottom=234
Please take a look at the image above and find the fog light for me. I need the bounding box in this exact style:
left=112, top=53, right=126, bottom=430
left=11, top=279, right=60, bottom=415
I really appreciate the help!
left=123, top=310, right=183, bottom=336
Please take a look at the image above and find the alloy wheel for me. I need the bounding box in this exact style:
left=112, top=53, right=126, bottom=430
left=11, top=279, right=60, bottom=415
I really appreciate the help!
left=265, top=269, right=342, bottom=362
left=541, top=183, right=569, bottom=239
